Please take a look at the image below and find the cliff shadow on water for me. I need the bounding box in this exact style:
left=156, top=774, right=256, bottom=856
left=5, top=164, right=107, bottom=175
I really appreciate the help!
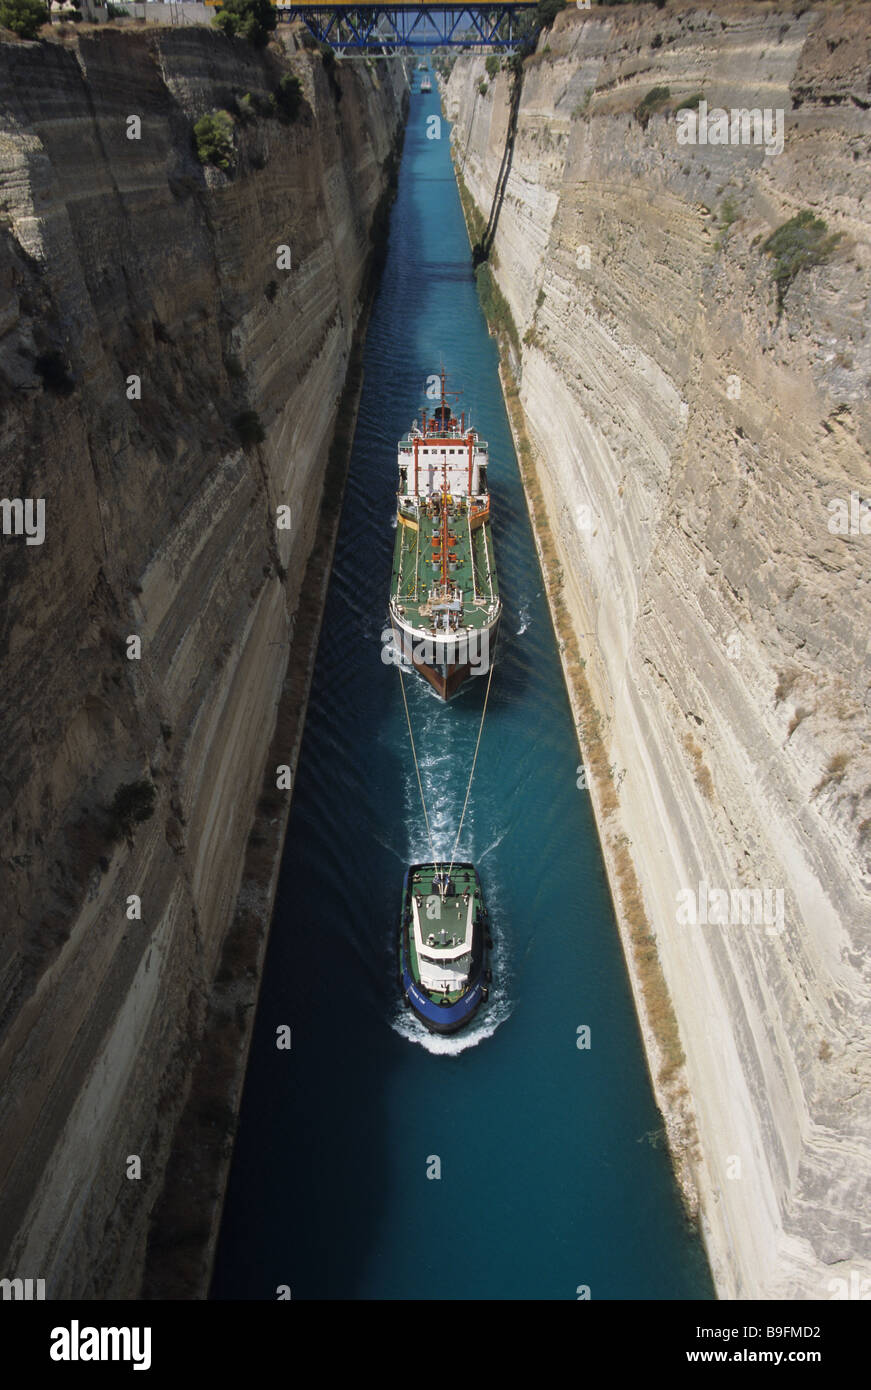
left=0, top=24, right=407, bottom=1299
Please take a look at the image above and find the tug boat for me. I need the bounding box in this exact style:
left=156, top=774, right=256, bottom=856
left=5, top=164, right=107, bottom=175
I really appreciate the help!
left=420, top=76, right=432, bottom=92
left=388, top=368, right=501, bottom=699
left=399, top=862, right=491, bottom=1033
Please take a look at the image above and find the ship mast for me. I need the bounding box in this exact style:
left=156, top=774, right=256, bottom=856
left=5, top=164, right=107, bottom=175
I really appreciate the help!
left=441, top=455, right=448, bottom=590
left=436, top=364, right=462, bottom=435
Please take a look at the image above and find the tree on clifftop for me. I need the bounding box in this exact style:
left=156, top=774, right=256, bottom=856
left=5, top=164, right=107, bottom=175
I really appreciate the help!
left=534, top=0, right=566, bottom=29
left=0, top=0, right=48, bottom=39
left=212, top=0, right=277, bottom=47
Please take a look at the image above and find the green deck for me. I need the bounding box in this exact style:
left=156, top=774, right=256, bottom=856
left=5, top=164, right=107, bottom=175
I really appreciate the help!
left=406, top=864, right=481, bottom=1004
left=390, top=501, right=498, bottom=632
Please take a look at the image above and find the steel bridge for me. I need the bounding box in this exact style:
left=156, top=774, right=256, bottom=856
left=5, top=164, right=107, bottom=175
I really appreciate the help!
left=275, top=3, right=538, bottom=52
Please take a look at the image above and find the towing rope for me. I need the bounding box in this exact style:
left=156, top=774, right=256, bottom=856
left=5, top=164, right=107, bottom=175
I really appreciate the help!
left=447, top=659, right=494, bottom=884
left=395, top=625, right=495, bottom=899
left=396, top=641, right=439, bottom=877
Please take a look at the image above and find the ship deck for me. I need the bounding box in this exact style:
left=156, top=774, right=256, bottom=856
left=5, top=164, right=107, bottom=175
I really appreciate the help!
left=405, top=864, right=482, bottom=1003
left=390, top=502, right=498, bottom=632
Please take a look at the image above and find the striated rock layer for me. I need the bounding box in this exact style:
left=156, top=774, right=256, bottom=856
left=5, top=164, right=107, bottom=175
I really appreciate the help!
left=0, top=26, right=405, bottom=1296
left=447, top=1, right=871, bottom=1299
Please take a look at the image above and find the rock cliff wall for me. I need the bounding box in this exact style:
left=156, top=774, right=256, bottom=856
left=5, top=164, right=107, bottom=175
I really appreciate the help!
left=0, top=25, right=405, bottom=1296
left=447, top=1, right=871, bottom=1299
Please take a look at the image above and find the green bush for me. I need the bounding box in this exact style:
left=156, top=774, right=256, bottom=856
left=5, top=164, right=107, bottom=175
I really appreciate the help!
left=233, top=409, right=266, bottom=446
left=475, top=263, right=519, bottom=354
left=762, top=210, right=842, bottom=311
left=0, top=0, right=48, bottom=38
left=275, top=72, right=303, bottom=122
left=478, top=80, right=488, bottom=96
left=108, top=780, right=156, bottom=841
left=719, top=196, right=739, bottom=229
left=534, top=0, right=565, bottom=28
left=715, top=195, right=739, bottom=250
left=485, top=55, right=500, bottom=79
left=635, top=85, right=671, bottom=126
left=212, top=0, right=276, bottom=46
left=193, top=110, right=235, bottom=171
left=676, top=92, right=704, bottom=112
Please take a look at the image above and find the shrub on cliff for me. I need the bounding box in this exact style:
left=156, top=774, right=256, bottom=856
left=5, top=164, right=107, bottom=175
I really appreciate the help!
left=762, top=210, right=842, bottom=313
left=193, top=110, right=235, bottom=171
left=635, top=85, right=671, bottom=127
left=0, top=0, right=48, bottom=39
left=275, top=72, right=303, bottom=122
left=475, top=263, right=520, bottom=355
left=485, top=55, right=500, bottom=79
left=233, top=410, right=266, bottom=446
left=108, top=780, right=156, bottom=842
left=212, top=0, right=276, bottom=47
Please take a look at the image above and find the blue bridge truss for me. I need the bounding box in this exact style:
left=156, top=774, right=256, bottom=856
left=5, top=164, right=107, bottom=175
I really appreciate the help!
left=277, top=5, right=537, bottom=52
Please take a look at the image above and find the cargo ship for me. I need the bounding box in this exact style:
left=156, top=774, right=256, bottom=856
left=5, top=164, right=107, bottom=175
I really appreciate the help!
left=388, top=370, right=500, bottom=699
left=399, top=863, right=491, bottom=1033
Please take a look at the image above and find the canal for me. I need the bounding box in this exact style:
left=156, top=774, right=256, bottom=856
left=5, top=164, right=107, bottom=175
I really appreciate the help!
left=211, top=77, right=714, bottom=1301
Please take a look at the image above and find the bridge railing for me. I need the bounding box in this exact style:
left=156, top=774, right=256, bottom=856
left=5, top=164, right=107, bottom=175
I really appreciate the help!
left=200, top=1, right=538, bottom=51
left=274, top=4, right=537, bottom=50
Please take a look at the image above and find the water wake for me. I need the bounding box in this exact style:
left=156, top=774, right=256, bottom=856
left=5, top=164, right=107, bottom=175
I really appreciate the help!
left=390, top=990, right=512, bottom=1055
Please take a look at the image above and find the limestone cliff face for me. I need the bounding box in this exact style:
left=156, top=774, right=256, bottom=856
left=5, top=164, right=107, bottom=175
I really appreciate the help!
left=0, top=27, right=404, bottom=1296
left=447, top=2, right=871, bottom=1299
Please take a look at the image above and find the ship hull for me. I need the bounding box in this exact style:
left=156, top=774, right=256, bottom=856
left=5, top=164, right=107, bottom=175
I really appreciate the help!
left=401, top=971, right=487, bottom=1033
left=412, top=656, right=472, bottom=701
left=390, top=613, right=500, bottom=702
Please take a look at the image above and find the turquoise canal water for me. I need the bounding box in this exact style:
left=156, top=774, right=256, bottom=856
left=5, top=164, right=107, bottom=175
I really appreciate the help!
left=211, top=85, right=714, bottom=1301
